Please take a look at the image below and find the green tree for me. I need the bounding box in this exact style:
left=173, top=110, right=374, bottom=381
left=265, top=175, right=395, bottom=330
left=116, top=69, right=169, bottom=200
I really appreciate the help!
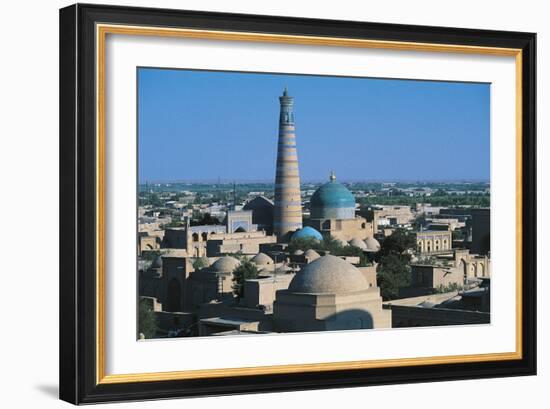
left=337, top=244, right=370, bottom=267
left=231, top=260, right=259, bottom=299
left=376, top=229, right=416, bottom=300
left=163, top=214, right=183, bottom=228
left=138, top=298, right=157, bottom=339
left=452, top=228, right=466, bottom=241
left=141, top=250, right=161, bottom=261
left=412, top=214, right=426, bottom=230
left=147, top=192, right=162, bottom=207
left=321, top=235, right=343, bottom=254
left=190, top=213, right=220, bottom=226
left=377, top=254, right=412, bottom=300
left=192, top=256, right=209, bottom=271
left=287, top=237, right=322, bottom=254
left=378, top=229, right=416, bottom=260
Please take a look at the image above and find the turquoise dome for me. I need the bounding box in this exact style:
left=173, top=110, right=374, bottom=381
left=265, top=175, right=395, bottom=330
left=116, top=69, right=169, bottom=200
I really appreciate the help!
left=292, top=226, right=323, bottom=241
left=310, top=172, right=355, bottom=220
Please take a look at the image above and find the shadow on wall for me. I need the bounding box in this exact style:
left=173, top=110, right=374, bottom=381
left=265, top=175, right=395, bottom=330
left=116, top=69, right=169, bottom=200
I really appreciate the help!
left=323, top=309, right=374, bottom=331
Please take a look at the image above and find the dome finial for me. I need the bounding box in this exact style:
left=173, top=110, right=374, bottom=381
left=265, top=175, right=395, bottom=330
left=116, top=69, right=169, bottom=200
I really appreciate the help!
left=329, top=170, right=336, bottom=182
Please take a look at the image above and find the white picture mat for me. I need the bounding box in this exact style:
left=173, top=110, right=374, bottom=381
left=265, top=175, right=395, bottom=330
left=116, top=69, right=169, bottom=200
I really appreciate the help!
left=104, top=32, right=517, bottom=375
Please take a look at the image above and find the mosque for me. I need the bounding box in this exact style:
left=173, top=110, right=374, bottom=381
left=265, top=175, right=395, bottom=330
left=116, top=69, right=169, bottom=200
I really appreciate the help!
left=139, top=89, right=493, bottom=338
left=273, top=88, right=378, bottom=247
left=138, top=89, right=389, bottom=337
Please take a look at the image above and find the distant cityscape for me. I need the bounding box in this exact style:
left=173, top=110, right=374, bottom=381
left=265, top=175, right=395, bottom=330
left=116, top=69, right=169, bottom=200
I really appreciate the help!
left=138, top=85, right=491, bottom=340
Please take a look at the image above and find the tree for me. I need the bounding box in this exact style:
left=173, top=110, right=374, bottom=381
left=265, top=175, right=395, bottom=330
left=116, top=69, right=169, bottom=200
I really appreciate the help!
left=452, top=228, right=466, bottom=241
left=190, top=213, right=220, bottom=226
left=192, top=257, right=209, bottom=271
left=141, top=250, right=161, bottom=261
left=412, top=213, right=427, bottom=230
left=376, top=229, right=416, bottom=300
left=146, top=192, right=162, bottom=207
left=321, top=235, right=343, bottom=254
left=138, top=298, right=157, bottom=339
left=231, top=260, right=259, bottom=299
left=378, top=229, right=416, bottom=260
left=287, top=237, right=322, bottom=254
left=377, top=254, right=411, bottom=300
left=337, top=244, right=370, bottom=266
left=163, top=214, right=183, bottom=228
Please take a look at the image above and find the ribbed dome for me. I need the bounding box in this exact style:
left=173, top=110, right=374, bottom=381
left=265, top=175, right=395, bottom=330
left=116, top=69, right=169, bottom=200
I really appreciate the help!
left=211, top=256, right=240, bottom=272
left=292, top=226, right=323, bottom=241
left=304, top=249, right=321, bottom=261
left=349, top=238, right=368, bottom=250
left=251, top=253, right=274, bottom=265
left=288, top=255, right=369, bottom=294
left=310, top=172, right=355, bottom=220
left=364, top=237, right=381, bottom=252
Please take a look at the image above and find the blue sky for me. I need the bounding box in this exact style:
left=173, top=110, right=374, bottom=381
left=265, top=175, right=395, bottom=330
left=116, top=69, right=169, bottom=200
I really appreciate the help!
left=138, top=68, right=490, bottom=183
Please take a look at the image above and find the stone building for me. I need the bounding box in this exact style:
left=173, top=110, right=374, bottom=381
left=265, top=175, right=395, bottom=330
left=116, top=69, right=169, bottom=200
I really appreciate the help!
left=416, top=229, right=453, bottom=254
left=243, top=196, right=274, bottom=234
left=138, top=232, right=161, bottom=255
left=186, top=256, right=241, bottom=309
left=162, top=211, right=276, bottom=257
left=273, top=255, right=391, bottom=331
left=409, top=248, right=491, bottom=292
left=306, top=172, right=374, bottom=242
left=375, top=205, right=414, bottom=226
left=226, top=210, right=255, bottom=233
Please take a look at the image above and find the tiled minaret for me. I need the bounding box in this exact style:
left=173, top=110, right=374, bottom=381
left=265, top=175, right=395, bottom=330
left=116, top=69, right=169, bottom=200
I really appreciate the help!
left=273, top=87, right=303, bottom=240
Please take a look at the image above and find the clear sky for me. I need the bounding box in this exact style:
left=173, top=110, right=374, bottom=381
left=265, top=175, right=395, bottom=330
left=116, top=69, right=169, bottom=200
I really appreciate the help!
left=138, top=68, right=490, bottom=183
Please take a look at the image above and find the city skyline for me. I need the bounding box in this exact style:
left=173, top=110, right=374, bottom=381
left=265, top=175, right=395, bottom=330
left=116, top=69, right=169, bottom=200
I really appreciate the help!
left=138, top=68, right=490, bottom=183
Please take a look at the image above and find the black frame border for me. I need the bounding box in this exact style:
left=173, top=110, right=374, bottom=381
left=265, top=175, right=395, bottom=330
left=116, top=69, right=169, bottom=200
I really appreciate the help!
left=59, top=3, right=536, bottom=404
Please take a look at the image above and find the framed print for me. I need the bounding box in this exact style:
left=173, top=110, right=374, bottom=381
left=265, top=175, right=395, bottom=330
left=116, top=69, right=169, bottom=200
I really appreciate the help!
left=59, top=3, right=536, bottom=404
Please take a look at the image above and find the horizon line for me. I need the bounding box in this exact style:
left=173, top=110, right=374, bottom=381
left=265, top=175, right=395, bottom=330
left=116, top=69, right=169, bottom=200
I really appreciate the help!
left=139, top=179, right=491, bottom=185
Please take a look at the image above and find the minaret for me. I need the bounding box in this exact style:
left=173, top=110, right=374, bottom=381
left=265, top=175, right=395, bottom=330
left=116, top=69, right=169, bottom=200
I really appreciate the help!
left=274, top=87, right=303, bottom=240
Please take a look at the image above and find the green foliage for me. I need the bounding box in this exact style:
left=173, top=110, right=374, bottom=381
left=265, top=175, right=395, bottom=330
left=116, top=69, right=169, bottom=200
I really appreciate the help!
left=190, top=213, right=220, bottom=226
left=320, top=235, right=342, bottom=254
left=229, top=251, right=245, bottom=261
left=140, top=192, right=163, bottom=207
left=192, top=257, right=209, bottom=271
left=434, top=282, right=462, bottom=293
left=163, top=215, right=183, bottom=228
left=377, top=254, right=411, bottom=300
left=452, top=228, right=466, bottom=241
left=412, top=214, right=427, bottom=230
left=287, top=237, right=323, bottom=254
left=138, top=298, right=157, bottom=339
left=376, top=229, right=416, bottom=300
left=231, top=260, right=259, bottom=299
left=358, top=193, right=490, bottom=208
left=141, top=250, right=161, bottom=261
left=378, top=229, right=416, bottom=260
